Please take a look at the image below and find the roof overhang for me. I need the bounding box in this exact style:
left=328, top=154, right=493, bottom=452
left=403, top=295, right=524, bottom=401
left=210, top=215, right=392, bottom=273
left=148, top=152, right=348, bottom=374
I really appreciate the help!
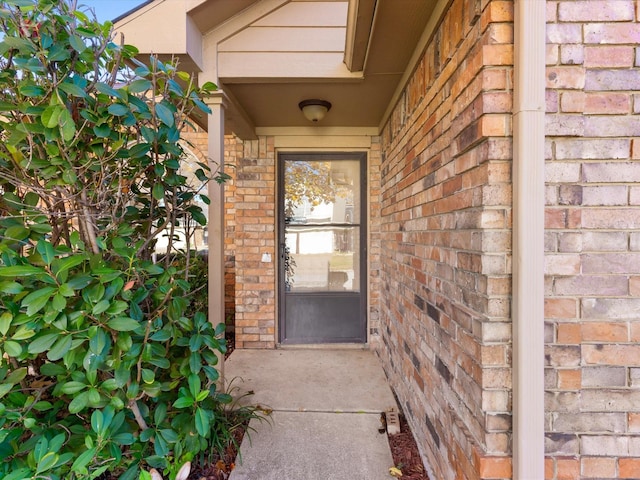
left=114, top=0, right=438, bottom=139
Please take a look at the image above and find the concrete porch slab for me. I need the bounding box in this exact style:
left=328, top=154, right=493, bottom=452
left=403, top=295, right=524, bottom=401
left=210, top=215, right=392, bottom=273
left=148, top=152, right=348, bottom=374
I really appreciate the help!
left=224, top=349, right=396, bottom=413
left=225, top=349, right=398, bottom=480
left=229, top=411, right=394, bottom=480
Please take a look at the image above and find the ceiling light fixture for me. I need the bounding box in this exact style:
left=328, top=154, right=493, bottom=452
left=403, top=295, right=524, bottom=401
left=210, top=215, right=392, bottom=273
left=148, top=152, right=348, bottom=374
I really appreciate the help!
left=298, top=99, right=332, bottom=123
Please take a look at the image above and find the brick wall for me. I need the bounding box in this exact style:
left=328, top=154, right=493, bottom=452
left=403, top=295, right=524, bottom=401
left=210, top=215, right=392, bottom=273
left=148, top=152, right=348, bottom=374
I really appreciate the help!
left=377, top=1, right=513, bottom=479
left=545, top=1, right=640, bottom=478
left=233, top=137, right=276, bottom=348
left=369, top=137, right=383, bottom=344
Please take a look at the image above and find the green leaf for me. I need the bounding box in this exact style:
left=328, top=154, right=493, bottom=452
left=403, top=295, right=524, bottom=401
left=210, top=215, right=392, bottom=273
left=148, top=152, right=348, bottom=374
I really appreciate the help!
left=3, top=340, right=22, bottom=357
left=58, top=81, right=87, bottom=98
left=69, top=34, right=87, bottom=53
left=58, top=283, right=75, bottom=297
left=11, top=325, right=36, bottom=340
left=194, top=407, right=210, bottom=437
left=58, top=108, right=76, bottom=142
left=36, top=451, right=59, bottom=474
left=108, top=103, right=129, bottom=116
left=40, top=363, right=66, bottom=376
left=28, top=333, right=59, bottom=354
left=51, top=293, right=66, bottom=311
left=62, top=169, right=77, bottom=185
left=96, top=82, right=120, bottom=97
left=107, top=317, right=140, bottom=332
left=19, top=84, right=46, bottom=97
left=22, top=286, right=56, bottom=316
left=3, top=468, right=32, bottom=480
left=92, top=299, right=110, bottom=315
left=0, top=383, right=13, bottom=399
left=0, top=312, right=12, bottom=336
left=53, top=254, right=86, bottom=277
left=141, top=368, right=155, bottom=384
left=93, top=124, right=111, bottom=137
left=91, top=409, right=105, bottom=434
left=106, top=300, right=128, bottom=315
left=60, top=381, right=87, bottom=395
left=68, top=391, right=89, bottom=414
left=0, top=265, right=45, bottom=277
left=154, top=402, right=167, bottom=425
left=188, top=373, right=201, bottom=398
left=42, top=105, right=62, bottom=128
left=3, top=225, right=30, bottom=241
left=70, top=446, right=96, bottom=473
left=152, top=183, right=165, bottom=201
left=47, top=334, right=73, bottom=361
left=155, top=102, right=175, bottom=127
left=0, top=281, right=23, bottom=294
left=128, top=79, right=152, bottom=93
left=172, top=396, right=194, bottom=409
left=5, top=367, right=27, bottom=384
left=150, top=329, right=171, bottom=341
left=201, top=81, right=217, bottom=92
left=36, top=240, right=55, bottom=266
left=196, top=390, right=209, bottom=402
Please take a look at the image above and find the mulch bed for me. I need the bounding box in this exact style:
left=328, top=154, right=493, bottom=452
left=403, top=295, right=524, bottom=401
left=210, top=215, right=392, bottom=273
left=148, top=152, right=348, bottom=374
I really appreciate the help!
left=187, top=425, right=247, bottom=479
left=387, top=412, right=431, bottom=479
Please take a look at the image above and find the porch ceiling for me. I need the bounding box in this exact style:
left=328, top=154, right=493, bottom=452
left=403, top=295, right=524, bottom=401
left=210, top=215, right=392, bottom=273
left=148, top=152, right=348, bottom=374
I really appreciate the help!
left=114, top=0, right=438, bottom=137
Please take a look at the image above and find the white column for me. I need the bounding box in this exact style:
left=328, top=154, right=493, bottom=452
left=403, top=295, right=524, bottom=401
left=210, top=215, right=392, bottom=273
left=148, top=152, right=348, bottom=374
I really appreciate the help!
left=512, top=1, right=546, bottom=478
left=206, top=95, right=226, bottom=386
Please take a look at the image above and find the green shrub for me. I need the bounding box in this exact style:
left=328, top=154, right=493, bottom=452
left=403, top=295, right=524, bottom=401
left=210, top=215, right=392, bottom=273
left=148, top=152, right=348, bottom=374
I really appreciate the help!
left=0, top=0, right=235, bottom=478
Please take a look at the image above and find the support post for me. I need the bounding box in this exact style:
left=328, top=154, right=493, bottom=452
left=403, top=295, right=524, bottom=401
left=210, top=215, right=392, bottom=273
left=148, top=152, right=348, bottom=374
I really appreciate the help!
left=512, top=0, right=546, bottom=478
left=206, top=95, right=226, bottom=388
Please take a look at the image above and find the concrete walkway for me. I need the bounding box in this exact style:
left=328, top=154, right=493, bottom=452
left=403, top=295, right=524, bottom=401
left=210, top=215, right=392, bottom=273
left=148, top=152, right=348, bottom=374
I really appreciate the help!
left=225, top=349, right=397, bottom=480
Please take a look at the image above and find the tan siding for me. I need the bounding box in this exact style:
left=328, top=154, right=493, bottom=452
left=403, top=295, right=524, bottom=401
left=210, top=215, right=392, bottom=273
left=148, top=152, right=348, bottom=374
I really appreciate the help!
left=219, top=27, right=346, bottom=53
left=218, top=52, right=355, bottom=78
left=252, top=1, right=348, bottom=27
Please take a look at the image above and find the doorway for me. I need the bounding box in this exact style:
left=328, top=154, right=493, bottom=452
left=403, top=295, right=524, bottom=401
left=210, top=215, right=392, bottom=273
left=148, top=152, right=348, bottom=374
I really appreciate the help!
left=278, top=152, right=367, bottom=344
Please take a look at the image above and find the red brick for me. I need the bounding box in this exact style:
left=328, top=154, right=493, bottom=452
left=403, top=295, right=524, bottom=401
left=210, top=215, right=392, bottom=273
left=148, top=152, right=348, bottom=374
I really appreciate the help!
left=583, top=345, right=640, bottom=366
left=479, top=456, right=512, bottom=479
left=558, top=369, right=582, bottom=390
left=581, top=457, right=616, bottom=478
left=585, top=23, right=640, bottom=44
left=619, top=458, right=640, bottom=479
left=557, top=323, right=581, bottom=344
left=584, top=46, right=635, bottom=68
left=560, top=92, right=585, bottom=113
left=557, top=457, right=580, bottom=480
left=585, top=93, right=630, bottom=115
left=545, top=298, right=578, bottom=319
left=581, top=322, right=628, bottom=342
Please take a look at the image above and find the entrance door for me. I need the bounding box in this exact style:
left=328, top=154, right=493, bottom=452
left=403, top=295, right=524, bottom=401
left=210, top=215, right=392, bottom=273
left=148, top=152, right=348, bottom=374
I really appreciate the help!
left=278, top=153, right=367, bottom=344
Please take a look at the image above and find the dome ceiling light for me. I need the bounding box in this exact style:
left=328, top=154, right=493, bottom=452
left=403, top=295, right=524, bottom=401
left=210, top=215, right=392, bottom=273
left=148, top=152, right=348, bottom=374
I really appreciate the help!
left=298, top=99, right=332, bottom=123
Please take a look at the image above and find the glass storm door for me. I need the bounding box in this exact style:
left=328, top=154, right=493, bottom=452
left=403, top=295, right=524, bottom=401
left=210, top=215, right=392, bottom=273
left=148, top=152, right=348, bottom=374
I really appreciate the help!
left=278, top=153, right=367, bottom=344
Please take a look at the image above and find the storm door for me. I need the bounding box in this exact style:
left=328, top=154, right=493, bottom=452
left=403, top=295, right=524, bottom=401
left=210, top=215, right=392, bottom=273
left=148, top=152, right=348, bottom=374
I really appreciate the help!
left=278, top=153, right=367, bottom=344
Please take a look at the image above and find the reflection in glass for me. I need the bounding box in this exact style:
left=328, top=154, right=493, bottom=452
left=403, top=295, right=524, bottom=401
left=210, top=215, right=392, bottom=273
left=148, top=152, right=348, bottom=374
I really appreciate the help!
left=284, top=160, right=360, bottom=225
left=285, top=226, right=360, bottom=292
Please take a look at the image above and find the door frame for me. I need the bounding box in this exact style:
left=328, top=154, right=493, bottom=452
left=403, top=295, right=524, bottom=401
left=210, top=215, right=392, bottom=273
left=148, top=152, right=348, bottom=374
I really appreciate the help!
left=277, top=151, right=368, bottom=344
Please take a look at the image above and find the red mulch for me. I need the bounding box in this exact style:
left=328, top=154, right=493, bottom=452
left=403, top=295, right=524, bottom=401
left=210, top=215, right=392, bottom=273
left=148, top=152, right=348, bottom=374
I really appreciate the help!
left=387, top=412, right=431, bottom=479
left=187, top=426, right=246, bottom=479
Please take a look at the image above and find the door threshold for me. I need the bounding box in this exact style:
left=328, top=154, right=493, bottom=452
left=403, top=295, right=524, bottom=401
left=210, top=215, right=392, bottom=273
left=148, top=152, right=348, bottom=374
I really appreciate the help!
left=277, top=343, right=370, bottom=350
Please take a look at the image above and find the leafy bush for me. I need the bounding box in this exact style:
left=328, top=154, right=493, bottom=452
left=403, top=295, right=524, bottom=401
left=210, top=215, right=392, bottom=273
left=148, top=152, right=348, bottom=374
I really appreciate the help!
left=0, top=0, right=235, bottom=478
